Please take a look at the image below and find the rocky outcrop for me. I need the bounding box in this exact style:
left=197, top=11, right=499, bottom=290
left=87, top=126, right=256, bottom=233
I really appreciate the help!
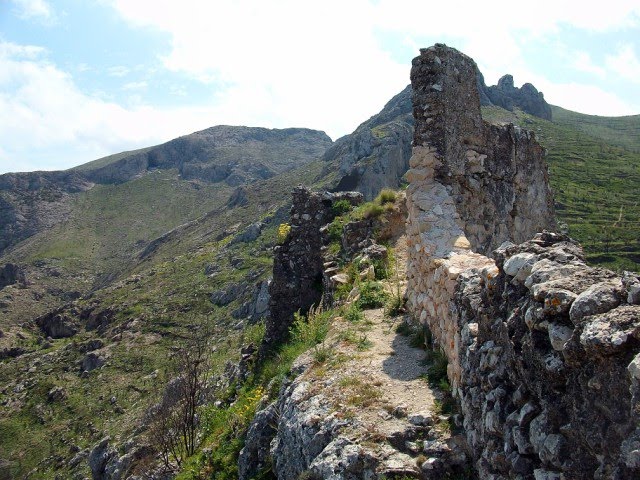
left=406, top=44, right=640, bottom=479
left=478, top=72, right=553, bottom=121
left=322, top=86, right=414, bottom=200
left=0, top=263, right=26, bottom=289
left=260, top=187, right=363, bottom=356
left=35, top=307, right=79, bottom=338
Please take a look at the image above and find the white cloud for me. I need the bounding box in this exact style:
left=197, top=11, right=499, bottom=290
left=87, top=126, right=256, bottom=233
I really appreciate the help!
left=104, top=0, right=640, bottom=137
left=537, top=80, right=637, bottom=116
left=606, top=44, right=640, bottom=83
left=11, top=0, right=55, bottom=22
left=122, top=81, right=148, bottom=90
left=571, top=51, right=606, bottom=78
left=107, top=65, right=130, bottom=77
left=0, top=41, right=228, bottom=173
left=104, top=0, right=409, bottom=139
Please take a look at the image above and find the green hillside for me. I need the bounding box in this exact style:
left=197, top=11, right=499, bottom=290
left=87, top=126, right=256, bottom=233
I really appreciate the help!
left=0, top=159, right=328, bottom=478
left=551, top=105, right=640, bottom=153
left=483, top=106, right=640, bottom=272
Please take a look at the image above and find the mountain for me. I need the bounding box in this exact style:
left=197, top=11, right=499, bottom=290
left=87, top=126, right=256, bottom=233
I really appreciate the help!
left=321, top=85, right=413, bottom=199
left=477, top=72, right=552, bottom=120
left=0, top=127, right=332, bottom=327
left=0, top=62, right=638, bottom=478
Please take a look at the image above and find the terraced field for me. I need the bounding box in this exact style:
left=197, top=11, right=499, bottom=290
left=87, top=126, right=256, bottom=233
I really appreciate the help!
left=483, top=106, right=640, bottom=272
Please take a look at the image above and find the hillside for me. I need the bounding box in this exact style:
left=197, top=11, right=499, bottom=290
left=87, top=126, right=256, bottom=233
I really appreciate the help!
left=551, top=105, right=640, bottom=153
left=0, top=127, right=332, bottom=328
left=482, top=105, right=640, bottom=271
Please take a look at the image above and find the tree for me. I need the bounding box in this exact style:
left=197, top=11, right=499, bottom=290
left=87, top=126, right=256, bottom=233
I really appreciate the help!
left=147, top=325, right=212, bottom=470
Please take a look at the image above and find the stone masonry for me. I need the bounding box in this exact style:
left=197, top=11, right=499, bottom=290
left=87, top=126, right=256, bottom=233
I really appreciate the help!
left=259, top=186, right=362, bottom=358
left=406, top=44, right=640, bottom=478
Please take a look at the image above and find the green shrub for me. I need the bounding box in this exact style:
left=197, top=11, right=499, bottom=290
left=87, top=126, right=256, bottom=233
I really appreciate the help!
left=356, top=281, right=388, bottom=309
left=359, top=203, right=384, bottom=219
left=426, top=348, right=448, bottom=386
left=290, top=305, right=331, bottom=346
left=332, top=199, right=352, bottom=216
left=344, top=303, right=364, bottom=323
left=327, top=217, right=345, bottom=242
left=376, top=189, right=397, bottom=205
left=384, top=294, right=404, bottom=317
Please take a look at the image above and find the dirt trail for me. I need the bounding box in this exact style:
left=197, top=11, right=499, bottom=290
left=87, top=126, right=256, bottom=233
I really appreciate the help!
left=327, top=234, right=437, bottom=441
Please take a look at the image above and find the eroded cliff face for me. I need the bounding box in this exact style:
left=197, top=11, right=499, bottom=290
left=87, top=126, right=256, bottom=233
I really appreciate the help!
left=406, top=44, right=640, bottom=479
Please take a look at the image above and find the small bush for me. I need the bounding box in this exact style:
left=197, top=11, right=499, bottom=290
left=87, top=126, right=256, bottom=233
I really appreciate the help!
left=332, top=199, right=352, bottom=216
left=344, top=303, right=364, bottom=323
left=356, top=281, right=388, bottom=309
left=376, top=189, right=397, bottom=205
left=384, top=294, right=405, bottom=317
left=360, top=203, right=384, bottom=219
left=277, top=223, right=291, bottom=244
left=426, top=348, right=448, bottom=386
left=327, top=217, right=345, bottom=242
left=290, top=305, right=331, bottom=346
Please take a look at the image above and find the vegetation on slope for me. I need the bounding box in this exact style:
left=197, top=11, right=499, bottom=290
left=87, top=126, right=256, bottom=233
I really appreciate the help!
left=551, top=105, right=640, bottom=153
left=482, top=106, right=640, bottom=272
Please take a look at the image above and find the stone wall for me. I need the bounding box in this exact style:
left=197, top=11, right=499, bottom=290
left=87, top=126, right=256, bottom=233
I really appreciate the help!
left=409, top=44, right=554, bottom=258
left=453, top=233, right=640, bottom=479
left=259, top=186, right=362, bottom=357
left=407, top=43, right=554, bottom=383
left=406, top=44, right=640, bottom=479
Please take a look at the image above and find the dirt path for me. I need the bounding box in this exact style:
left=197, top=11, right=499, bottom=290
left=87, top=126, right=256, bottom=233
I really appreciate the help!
left=325, top=234, right=437, bottom=442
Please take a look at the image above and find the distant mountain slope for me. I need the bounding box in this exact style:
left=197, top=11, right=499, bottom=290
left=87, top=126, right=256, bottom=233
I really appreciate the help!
left=82, top=126, right=332, bottom=185
left=71, top=146, right=155, bottom=172
left=0, top=126, right=332, bottom=258
left=483, top=105, right=640, bottom=271
left=321, top=85, right=413, bottom=199
left=0, top=127, right=332, bottom=326
left=551, top=105, right=640, bottom=152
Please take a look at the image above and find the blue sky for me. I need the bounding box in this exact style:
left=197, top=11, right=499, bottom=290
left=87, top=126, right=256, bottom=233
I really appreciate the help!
left=1, top=0, right=639, bottom=174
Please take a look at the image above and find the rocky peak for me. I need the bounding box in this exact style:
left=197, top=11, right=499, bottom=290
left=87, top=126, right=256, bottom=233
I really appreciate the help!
left=478, top=72, right=552, bottom=121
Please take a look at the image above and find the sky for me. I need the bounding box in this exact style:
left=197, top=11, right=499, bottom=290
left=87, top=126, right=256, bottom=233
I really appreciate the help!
left=1, top=0, right=639, bottom=174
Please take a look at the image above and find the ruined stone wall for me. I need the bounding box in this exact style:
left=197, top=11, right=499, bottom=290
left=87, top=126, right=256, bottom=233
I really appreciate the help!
left=259, top=186, right=362, bottom=357
left=455, top=233, right=640, bottom=479
left=406, top=43, right=554, bottom=385
left=406, top=44, right=640, bottom=479
left=410, top=44, right=554, bottom=258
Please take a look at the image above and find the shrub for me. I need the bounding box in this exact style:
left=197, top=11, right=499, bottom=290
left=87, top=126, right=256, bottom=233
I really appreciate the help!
left=290, top=305, right=330, bottom=346
left=356, top=281, right=388, bottom=309
left=376, top=189, right=397, bottom=205
left=359, top=203, right=384, bottom=219
left=331, top=199, right=352, bottom=216
left=426, top=348, right=448, bottom=386
left=327, top=217, right=345, bottom=242
left=277, top=223, right=291, bottom=244
left=384, top=294, right=404, bottom=317
left=344, top=303, right=364, bottom=323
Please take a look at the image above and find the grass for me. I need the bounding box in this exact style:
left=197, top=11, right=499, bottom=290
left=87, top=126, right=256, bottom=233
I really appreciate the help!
left=482, top=105, right=640, bottom=272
